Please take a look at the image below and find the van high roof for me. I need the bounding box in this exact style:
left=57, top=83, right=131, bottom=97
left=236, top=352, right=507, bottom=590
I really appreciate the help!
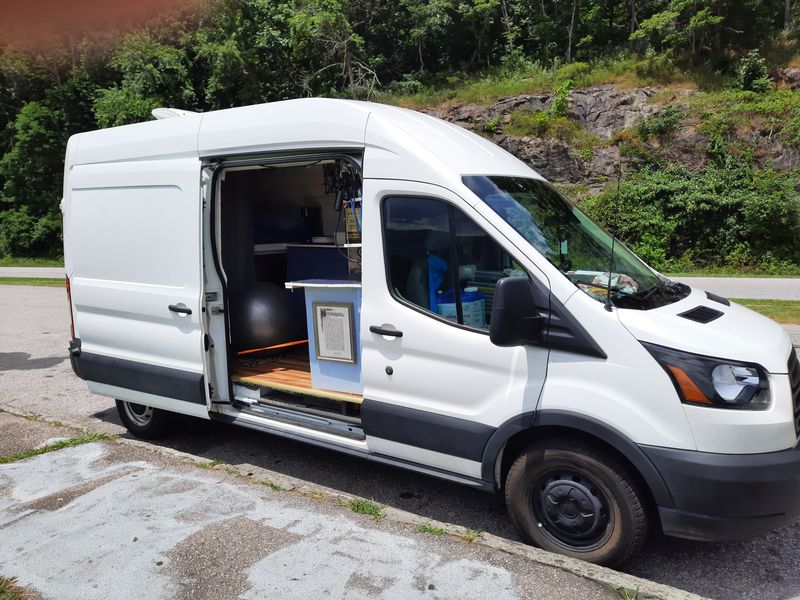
left=64, top=98, right=538, bottom=190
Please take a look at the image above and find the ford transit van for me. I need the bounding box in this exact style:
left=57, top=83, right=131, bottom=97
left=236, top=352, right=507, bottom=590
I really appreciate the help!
left=62, top=99, right=800, bottom=567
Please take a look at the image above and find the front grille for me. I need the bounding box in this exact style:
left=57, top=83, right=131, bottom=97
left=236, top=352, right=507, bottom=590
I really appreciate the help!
left=789, top=348, right=800, bottom=437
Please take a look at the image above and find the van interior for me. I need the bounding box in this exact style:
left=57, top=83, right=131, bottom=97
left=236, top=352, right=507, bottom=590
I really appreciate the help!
left=218, top=157, right=365, bottom=429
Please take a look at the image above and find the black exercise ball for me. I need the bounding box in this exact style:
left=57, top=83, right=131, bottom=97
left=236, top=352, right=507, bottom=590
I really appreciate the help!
left=229, top=282, right=306, bottom=355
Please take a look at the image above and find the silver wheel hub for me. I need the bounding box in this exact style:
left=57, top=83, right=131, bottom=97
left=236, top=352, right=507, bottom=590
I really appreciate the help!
left=123, top=402, right=153, bottom=427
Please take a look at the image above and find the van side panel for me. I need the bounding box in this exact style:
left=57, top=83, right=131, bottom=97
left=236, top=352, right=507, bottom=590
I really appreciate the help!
left=65, top=157, right=208, bottom=416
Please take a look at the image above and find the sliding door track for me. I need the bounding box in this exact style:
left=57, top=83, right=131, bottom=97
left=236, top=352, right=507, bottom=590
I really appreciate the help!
left=233, top=397, right=364, bottom=440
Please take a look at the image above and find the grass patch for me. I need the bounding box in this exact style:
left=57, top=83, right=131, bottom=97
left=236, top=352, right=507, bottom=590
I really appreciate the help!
left=614, top=586, right=640, bottom=600
left=304, top=490, right=327, bottom=500
left=345, top=498, right=383, bottom=519
left=418, top=522, right=448, bottom=536
left=0, top=277, right=64, bottom=287
left=0, top=432, right=107, bottom=465
left=380, top=55, right=689, bottom=109
left=195, top=459, right=222, bottom=470
left=0, top=256, right=63, bottom=267
left=0, top=577, right=25, bottom=600
left=729, top=299, right=800, bottom=324
left=463, top=529, right=482, bottom=542
left=505, top=109, right=601, bottom=152
left=688, top=88, right=800, bottom=147
left=635, top=104, right=685, bottom=140
left=253, top=478, right=287, bottom=492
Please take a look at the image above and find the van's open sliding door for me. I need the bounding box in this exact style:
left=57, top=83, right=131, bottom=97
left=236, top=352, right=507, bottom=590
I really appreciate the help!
left=65, top=157, right=209, bottom=418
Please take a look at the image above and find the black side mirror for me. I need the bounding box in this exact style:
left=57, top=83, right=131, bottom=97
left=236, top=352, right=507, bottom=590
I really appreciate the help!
left=489, top=276, right=544, bottom=347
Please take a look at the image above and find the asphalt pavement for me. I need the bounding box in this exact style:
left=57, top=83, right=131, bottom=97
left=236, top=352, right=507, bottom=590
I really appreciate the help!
left=2, top=285, right=800, bottom=600
left=672, top=277, right=800, bottom=301
left=0, top=266, right=64, bottom=278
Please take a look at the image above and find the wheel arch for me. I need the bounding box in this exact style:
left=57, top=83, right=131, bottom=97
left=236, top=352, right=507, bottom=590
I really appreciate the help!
left=481, top=410, right=674, bottom=510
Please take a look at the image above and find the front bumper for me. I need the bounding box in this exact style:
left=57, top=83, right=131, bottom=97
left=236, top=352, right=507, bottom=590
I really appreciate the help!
left=641, top=442, right=800, bottom=542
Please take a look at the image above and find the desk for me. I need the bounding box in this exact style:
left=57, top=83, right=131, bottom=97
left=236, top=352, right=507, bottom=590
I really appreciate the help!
left=285, top=279, right=362, bottom=395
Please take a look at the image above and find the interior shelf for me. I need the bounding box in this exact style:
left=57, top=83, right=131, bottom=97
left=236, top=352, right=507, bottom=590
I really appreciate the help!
left=232, top=353, right=363, bottom=405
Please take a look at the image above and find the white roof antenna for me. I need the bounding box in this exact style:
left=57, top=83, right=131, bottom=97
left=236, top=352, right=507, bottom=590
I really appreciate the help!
left=152, top=107, right=197, bottom=120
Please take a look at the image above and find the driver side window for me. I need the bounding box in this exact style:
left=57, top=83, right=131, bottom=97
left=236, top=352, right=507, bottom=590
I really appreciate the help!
left=382, top=196, right=524, bottom=331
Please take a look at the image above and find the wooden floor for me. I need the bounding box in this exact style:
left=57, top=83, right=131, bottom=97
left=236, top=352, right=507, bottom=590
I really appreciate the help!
left=231, top=353, right=363, bottom=405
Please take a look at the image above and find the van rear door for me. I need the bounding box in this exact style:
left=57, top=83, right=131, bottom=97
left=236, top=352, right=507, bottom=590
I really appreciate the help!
left=65, top=157, right=208, bottom=418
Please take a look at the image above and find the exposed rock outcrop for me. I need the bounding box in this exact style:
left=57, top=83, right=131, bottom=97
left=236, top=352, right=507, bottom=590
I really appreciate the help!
left=773, top=67, right=800, bottom=90
left=568, top=85, right=660, bottom=139
left=422, top=84, right=791, bottom=193
left=425, top=85, right=665, bottom=139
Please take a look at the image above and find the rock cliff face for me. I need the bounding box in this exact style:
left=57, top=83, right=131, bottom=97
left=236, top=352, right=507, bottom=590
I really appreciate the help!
left=422, top=84, right=796, bottom=193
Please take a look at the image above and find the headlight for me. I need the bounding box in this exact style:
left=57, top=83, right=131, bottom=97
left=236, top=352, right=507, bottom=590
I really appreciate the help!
left=642, top=342, right=770, bottom=410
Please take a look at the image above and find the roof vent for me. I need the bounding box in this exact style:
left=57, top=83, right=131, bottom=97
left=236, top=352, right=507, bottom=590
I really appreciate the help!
left=705, top=291, right=730, bottom=306
left=678, top=306, right=724, bottom=324
left=152, top=108, right=197, bottom=120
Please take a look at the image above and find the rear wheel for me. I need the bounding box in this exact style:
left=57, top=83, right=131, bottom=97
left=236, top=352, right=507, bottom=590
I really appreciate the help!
left=505, top=439, right=647, bottom=567
left=115, top=400, right=175, bottom=439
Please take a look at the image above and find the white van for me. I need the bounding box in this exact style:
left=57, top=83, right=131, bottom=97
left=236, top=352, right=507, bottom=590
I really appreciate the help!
left=62, top=99, right=800, bottom=567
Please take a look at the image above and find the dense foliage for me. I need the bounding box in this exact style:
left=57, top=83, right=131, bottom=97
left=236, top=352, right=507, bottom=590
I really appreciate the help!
left=582, top=158, right=800, bottom=273
left=0, top=0, right=799, bottom=271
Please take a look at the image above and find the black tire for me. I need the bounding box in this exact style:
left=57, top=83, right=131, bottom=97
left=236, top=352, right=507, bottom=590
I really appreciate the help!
left=115, top=400, right=175, bottom=440
left=505, top=438, right=647, bottom=567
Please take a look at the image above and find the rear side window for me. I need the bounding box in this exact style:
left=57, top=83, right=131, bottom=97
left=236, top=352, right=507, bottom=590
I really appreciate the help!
left=382, top=196, right=524, bottom=331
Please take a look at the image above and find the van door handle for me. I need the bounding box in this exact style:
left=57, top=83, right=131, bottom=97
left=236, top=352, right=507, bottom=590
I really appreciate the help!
left=369, top=325, right=403, bottom=337
left=168, top=304, right=192, bottom=315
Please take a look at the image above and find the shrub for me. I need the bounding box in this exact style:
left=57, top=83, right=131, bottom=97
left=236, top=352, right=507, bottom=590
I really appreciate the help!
left=556, top=61, right=590, bottom=81
left=389, top=73, right=424, bottom=96
left=0, top=209, right=62, bottom=258
left=582, top=160, right=800, bottom=271
left=634, top=47, right=678, bottom=81
left=506, top=109, right=601, bottom=151
left=484, top=117, right=500, bottom=133
left=507, top=109, right=551, bottom=137
left=635, top=104, right=685, bottom=140
left=550, top=79, right=573, bottom=117
left=736, top=50, right=772, bottom=93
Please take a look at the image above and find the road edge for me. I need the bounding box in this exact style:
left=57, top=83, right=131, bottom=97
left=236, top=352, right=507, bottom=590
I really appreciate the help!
left=0, top=402, right=705, bottom=600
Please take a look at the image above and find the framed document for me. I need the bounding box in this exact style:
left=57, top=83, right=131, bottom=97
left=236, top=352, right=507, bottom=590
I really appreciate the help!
left=312, top=301, right=356, bottom=363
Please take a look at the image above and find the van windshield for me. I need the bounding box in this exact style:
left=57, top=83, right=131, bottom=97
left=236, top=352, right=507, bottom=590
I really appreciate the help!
left=462, top=176, right=689, bottom=310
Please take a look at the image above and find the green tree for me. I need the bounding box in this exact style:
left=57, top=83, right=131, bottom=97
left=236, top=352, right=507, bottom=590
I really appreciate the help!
left=456, top=0, right=502, bottom=67
left=290, top=0, right=379, bottom=97
left=401, top=0, right=453, bottom=72
left=193, top=0, right=298, bottom=109
left=93, top=32, right=195, bottom=127
left=0, top=101, right=65, bottom=256
left=630, top=0, right=784, bottom=60
left=629, top=1, right=722, bottom=58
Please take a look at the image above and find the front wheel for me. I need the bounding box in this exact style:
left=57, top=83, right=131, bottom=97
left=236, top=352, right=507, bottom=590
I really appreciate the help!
left=505, top=439, right=648, bottom=567
left=115, top=400, right=175, bottom=439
